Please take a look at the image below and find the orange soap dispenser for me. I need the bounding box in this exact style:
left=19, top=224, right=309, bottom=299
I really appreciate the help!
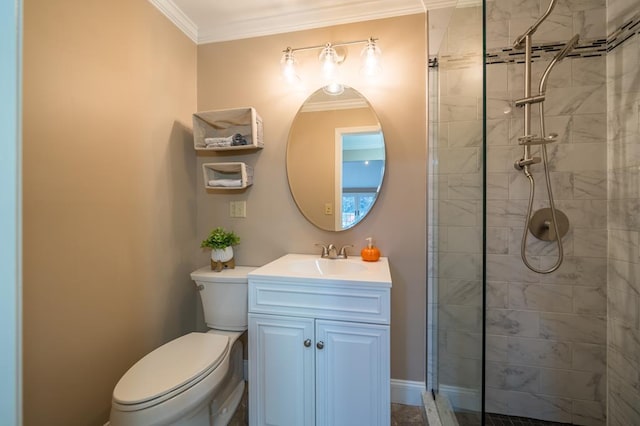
left=361, top=237, right=381, bottom=262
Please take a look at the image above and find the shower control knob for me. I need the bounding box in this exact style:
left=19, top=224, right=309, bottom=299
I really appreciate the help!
left=304, top=339, right=312, bottom=347
left=316, top=341, right=325, bottom=350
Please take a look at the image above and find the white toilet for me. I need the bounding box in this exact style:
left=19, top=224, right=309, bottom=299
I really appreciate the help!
left=110, top=265, right=256, bottom=426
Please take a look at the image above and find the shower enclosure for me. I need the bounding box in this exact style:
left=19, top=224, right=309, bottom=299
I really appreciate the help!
left=427, top=0, right=640, bottom=424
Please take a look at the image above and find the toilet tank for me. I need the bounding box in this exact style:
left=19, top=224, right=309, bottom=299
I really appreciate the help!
left=190, top=266, right=256, bottom=331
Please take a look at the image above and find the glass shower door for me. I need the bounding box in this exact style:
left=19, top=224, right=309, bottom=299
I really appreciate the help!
left=427, top=1, right=485, bottom=424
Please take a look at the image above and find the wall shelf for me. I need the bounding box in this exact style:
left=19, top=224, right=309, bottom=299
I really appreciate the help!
left=193, top=107, right=263, bottom=151
left=202, top=162, right=253, bottom=190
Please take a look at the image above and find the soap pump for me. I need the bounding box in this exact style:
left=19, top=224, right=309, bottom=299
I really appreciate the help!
left=361, top=237, right=381, bottom=262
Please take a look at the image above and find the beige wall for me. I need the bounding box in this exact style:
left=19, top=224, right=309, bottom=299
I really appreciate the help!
left=22, top=1, right=198, bottom=424
left=22, top=7, right=426, bottom=423
left=196, top=14, right=427, bottom=382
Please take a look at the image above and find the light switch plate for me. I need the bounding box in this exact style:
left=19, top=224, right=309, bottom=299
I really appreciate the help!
left=230, top=201, right=247, bottom=218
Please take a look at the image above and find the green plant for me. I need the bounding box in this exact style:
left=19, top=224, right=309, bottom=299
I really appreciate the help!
left=201, top=227, right=240, bottom=250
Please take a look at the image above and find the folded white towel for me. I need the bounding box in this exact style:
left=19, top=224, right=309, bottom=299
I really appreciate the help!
left=205, top=136, right=233, bottom=147
left=208, top=179, right=242, bottom=187
left=204, top=133, right=248, bottom=147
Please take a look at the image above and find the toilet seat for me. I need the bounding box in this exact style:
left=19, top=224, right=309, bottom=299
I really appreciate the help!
left=113, top=332, right=229, bottom=411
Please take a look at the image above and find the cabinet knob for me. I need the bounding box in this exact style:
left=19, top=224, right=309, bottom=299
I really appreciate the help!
left=304, top=339, right=312, bottom=347
left=316, top=341, right=325, bottom=350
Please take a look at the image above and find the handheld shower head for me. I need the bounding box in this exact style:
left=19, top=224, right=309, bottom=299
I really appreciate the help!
left=539, top=34, right=580, bottom=93
left=555, top=33, right=580, bottom=61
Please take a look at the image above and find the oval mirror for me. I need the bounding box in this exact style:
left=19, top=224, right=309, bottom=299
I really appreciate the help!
left=286, top=86, right=385, bottom=231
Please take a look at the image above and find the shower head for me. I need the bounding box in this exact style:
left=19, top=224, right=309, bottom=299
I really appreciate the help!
left=513, top=0, right=558, bottom=49
left=555, top=33, right=580, bottom=61
left=539, top=34, right=580, bottom=93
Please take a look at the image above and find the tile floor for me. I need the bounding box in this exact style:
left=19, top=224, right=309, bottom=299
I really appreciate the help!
left=229, top=386, right=574, bottom=426
left=228, top=381, right=427, bottom=425
left=391, top=402, right=427, bottom=425
left=456, top=411, right=574, bottom=426
left=484, top=413, right=572, bottom=426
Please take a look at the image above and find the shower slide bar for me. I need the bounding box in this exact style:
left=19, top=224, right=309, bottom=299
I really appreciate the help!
left=512, top=0, right=579, bottom=274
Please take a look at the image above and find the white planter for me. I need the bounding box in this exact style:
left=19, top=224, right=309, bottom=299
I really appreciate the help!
left=211, top=246, right=234, bottom=262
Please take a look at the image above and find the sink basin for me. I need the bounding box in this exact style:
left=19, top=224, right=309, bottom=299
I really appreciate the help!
left=287, top=258, right=367, bottom=276
left=248, top=253, right=391, bottom=285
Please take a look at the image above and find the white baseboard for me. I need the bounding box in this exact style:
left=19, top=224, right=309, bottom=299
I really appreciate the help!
left=390, top=379, right=426, bottom=406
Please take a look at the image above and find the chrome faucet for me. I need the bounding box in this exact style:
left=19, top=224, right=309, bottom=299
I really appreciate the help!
left=338, top=244, right=353, bottom=259
left=315, top=243, right=329, bottom=258
left=315, top=243, right=354, bottom=259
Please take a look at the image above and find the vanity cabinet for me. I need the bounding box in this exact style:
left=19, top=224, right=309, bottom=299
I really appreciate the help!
left=247, top=262, right=391, bottom=426
left=249, top=314, right=389, bottom=426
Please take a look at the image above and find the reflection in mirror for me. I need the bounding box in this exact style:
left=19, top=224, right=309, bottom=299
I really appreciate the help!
left=286, top=87, right=385, bottom=231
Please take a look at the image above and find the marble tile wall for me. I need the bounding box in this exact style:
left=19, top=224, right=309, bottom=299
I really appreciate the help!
left=484, top=1, right=608, bottom=424
left=606, top=0, right=640, bottom=425
left=430, top=1, right=640, bottom=425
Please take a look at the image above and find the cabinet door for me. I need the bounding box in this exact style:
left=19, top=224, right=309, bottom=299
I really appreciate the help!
left=315, top=320, right=390, bottom=426
left=249, top=314, right=315, bottom=426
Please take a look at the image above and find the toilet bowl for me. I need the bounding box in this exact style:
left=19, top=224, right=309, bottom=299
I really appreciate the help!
left=110, top=266, right=255, bottom=426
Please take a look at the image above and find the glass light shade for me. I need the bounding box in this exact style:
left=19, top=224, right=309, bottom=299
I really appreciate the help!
left=319, top=45, right=340, bottom=82
left=322, top=82, right=344, bottom=96
left=360, top=39, right=382, bottom=78
left=280, top=49, right=300, bottom=84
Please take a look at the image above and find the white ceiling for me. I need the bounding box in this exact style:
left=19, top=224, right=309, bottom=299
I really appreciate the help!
left=149, top=0, right=457, bottom=45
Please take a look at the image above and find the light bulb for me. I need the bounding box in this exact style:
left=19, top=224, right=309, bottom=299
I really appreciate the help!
left=319, top=44, right=343, bottom=95
left=360, top=38, right=382, bottom=79
left=280, top=48, right=299, bottom=84
left=319, top=44, right=339, bottom=82
left=323, top=82, right=344, bottom=96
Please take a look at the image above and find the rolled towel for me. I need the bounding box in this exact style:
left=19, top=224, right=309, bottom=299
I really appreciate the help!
left=231, top=133, right=247, bottom=146
left=208, top=179, right=242, bottom=187
left=205, top=136, right=233, bottom=147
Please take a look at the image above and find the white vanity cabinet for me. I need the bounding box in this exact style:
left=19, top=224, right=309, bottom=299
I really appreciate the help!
left=247, top=255, right=392, bottom=426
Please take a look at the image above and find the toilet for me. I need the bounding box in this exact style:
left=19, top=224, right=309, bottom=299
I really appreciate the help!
left=109, top=265, right=256, bottom=426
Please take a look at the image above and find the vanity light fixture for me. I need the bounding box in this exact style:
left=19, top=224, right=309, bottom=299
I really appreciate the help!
left=280, top=37, right=381, bottom=94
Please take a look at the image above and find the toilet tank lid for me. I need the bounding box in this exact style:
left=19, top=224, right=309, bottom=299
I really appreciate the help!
left=190, top=265, right=257, bottom=283
left=113, top=332, right=228, bottom=405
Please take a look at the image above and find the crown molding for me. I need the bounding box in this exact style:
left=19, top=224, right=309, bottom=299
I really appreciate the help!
left=423, top=0, right=482, bottom=10
left=197, top=0, right=425, bottom=44
left=423, top=0, right=457, bottom=9
left=301, top=98, right=370, bottom=113
left=456, top=0, right=482, bottom=7
left=149, top=0, right=441, bottom=45
left=148, top=0, right=198, bottom=43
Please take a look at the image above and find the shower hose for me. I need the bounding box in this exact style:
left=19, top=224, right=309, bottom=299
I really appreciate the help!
left=520, top=101, right=564, bottom=274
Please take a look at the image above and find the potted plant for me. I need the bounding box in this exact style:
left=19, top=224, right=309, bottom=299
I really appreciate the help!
left=201, top=227, right=240, bottom=271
